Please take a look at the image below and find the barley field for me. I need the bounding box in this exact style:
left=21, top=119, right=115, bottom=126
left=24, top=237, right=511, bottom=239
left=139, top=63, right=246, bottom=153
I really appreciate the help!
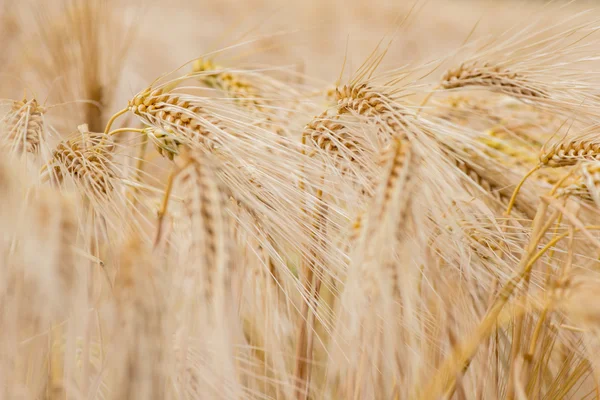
left=3, top=0, right=600, bottom=399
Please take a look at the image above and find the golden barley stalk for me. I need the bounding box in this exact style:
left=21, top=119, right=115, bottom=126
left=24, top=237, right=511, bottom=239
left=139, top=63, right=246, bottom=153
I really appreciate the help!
left=336, top=83, right=411, bottom=134
left=126, top=87, right=238, bottom=151
left=441, top=62, right=549, bottom=99
left=557, top=162, right=600, bottom=205
left=294, top=175, right=329, bottom=400
left=366, top=137, right=414, bottom=308
left=42, top=126, right=117, bottom=198
left=373, top=136, right=413, bottom=225
left=507, top=136, right=600, bottom=214
left=4, top=98, right=45, bottom=154
left=178, top=149, right=232, bottom=301
left=456, top=159, right=509, bottom=204
left=192, top=59, right=292, bottom=137
left=540, top=139, right=600, bottom=167
left=193, top=58, right=267, bottom=112
left=156, top=147, right=233, bottom=301
left=302, top=111, right=363, bottom=167
left=144, top=127, right=182, bottom=160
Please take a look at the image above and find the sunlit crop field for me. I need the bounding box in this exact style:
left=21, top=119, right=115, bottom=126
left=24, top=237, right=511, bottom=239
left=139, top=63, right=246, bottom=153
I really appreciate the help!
left=2, top=1, right=600, bottom=399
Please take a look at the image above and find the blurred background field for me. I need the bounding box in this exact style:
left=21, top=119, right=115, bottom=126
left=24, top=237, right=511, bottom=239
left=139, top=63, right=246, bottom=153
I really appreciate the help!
left=2, top=0, right=589, bottom=114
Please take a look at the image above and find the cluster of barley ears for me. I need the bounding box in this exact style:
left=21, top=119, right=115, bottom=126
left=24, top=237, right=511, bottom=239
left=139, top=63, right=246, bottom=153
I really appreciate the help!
left=5, top=0, right=600, bottom=399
